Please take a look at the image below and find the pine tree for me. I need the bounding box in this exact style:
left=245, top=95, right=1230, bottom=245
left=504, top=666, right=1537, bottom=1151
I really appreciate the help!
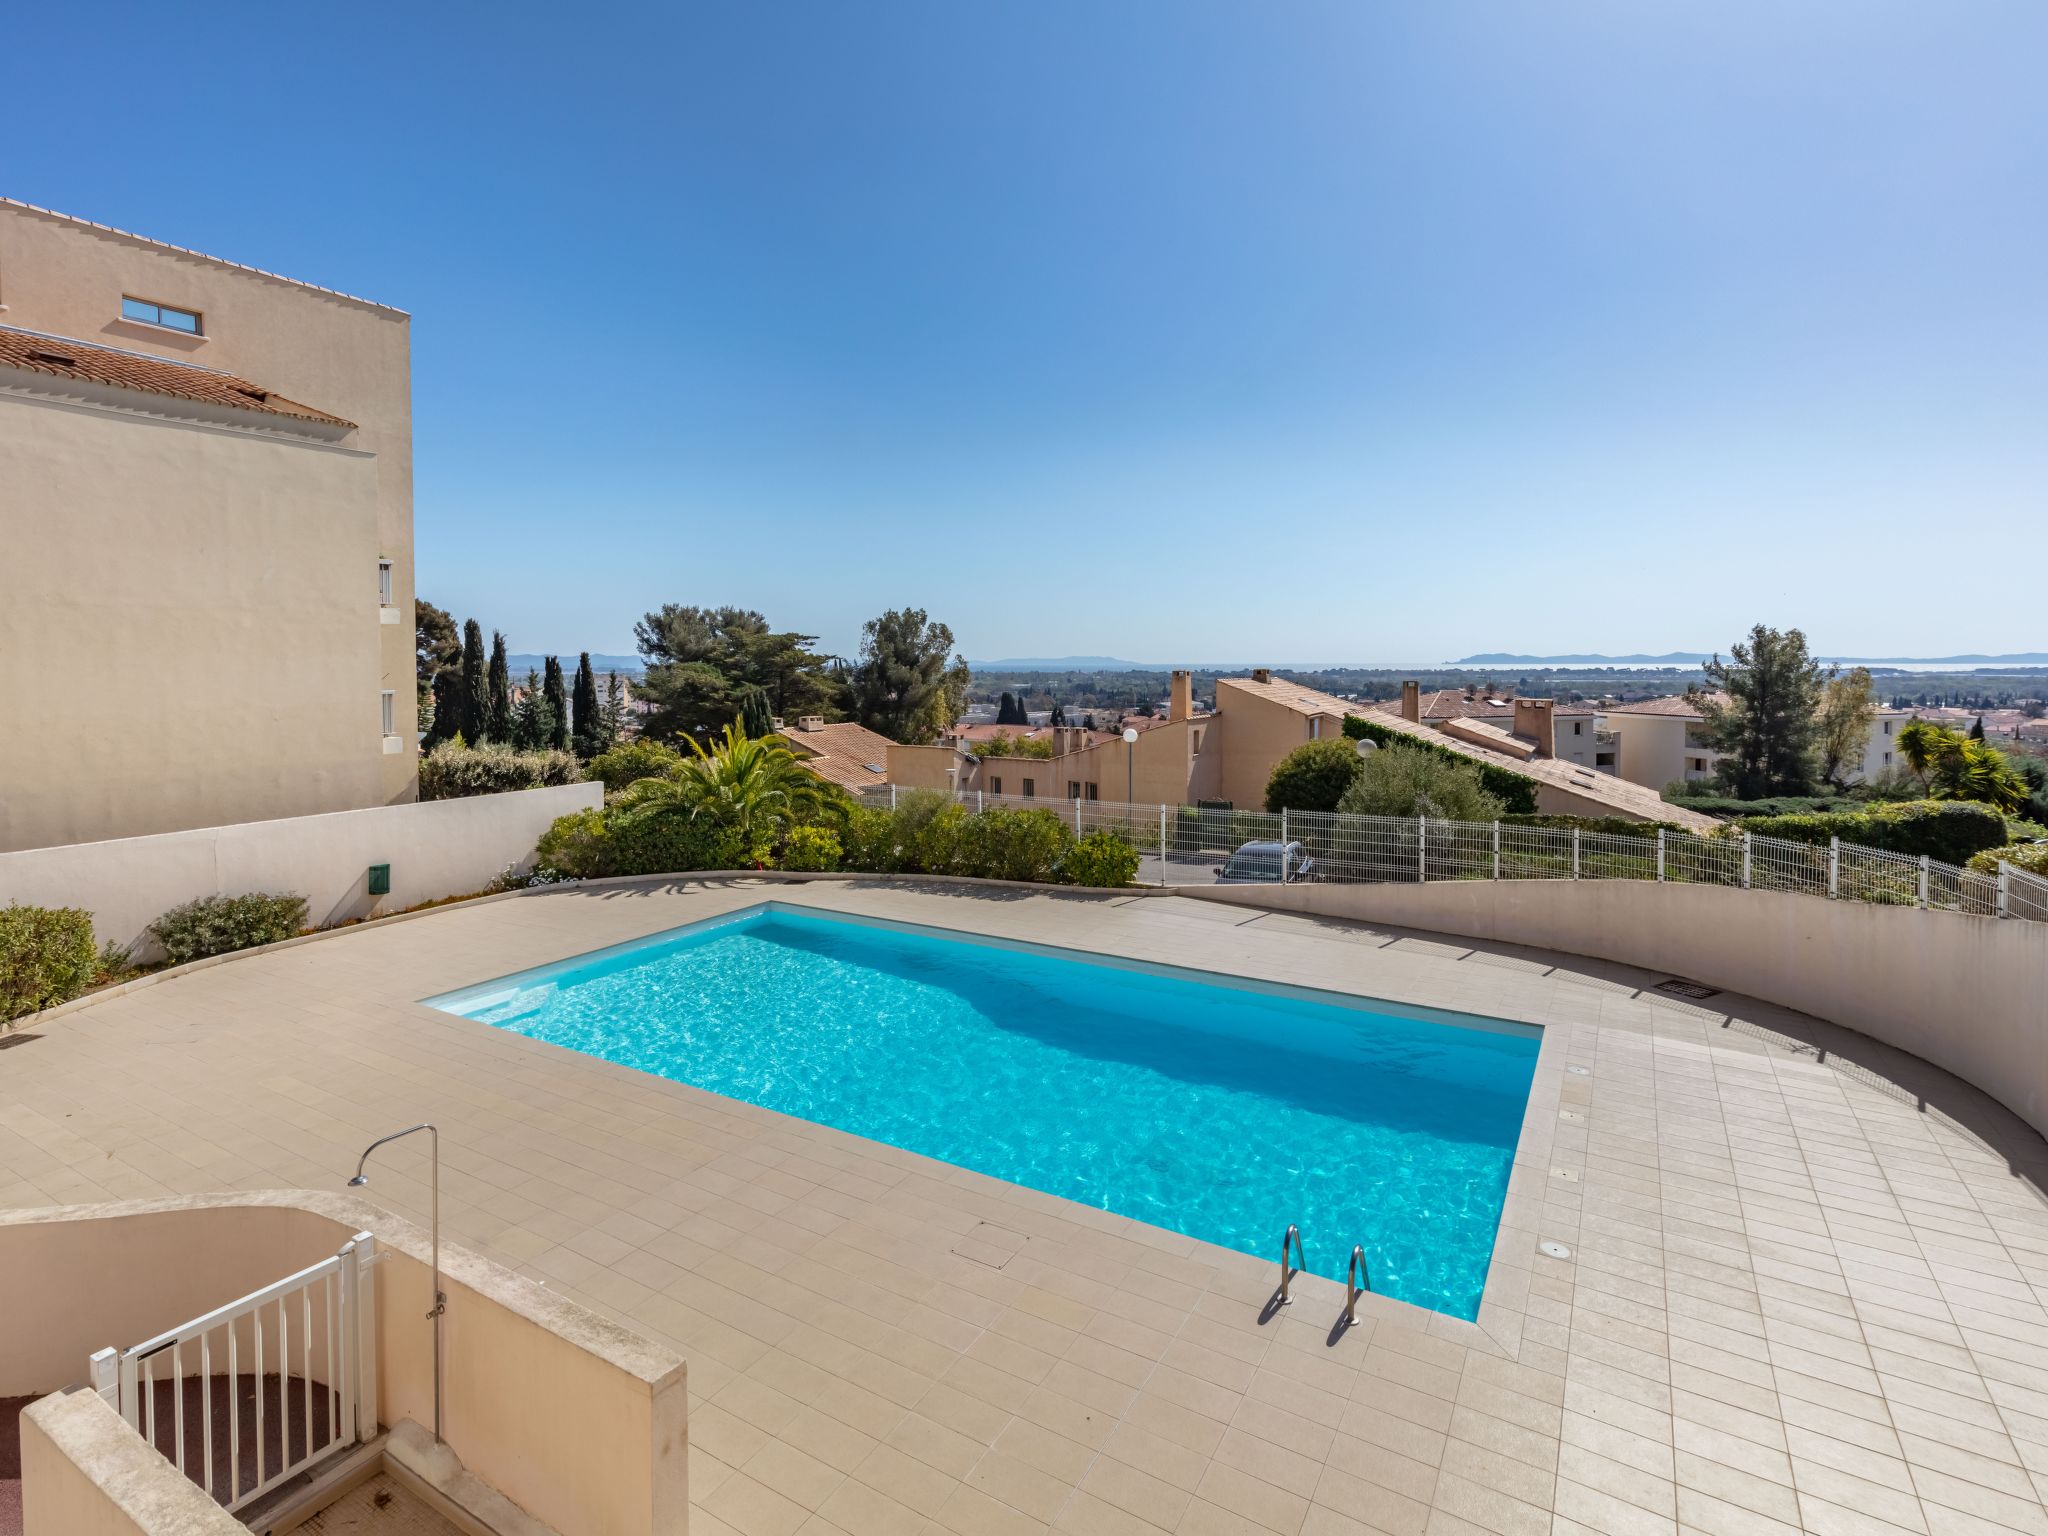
left=487, top=632, right=513, bottom=744
left=460, top=619, right=488, bottom=743
left=738, top=683, right=774, bottom=739
left=1969, top=715, right=1985, bottom=742
left=543, top=657, right=571, bottom=751
left=599, top=673, right=626, bottom=749
left=1050, top=704, right=1066, bottom=727
left=513, top=668, right=547, bottom=750
left=571, top=653, right=601, bottom=759
left=996, top=691, right=1028, bottom=726
left=428, top=669, right=464, bottom=748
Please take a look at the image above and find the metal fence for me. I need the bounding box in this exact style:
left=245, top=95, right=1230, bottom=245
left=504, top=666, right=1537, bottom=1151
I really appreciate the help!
left=860, top=786, right=2048, bottom=924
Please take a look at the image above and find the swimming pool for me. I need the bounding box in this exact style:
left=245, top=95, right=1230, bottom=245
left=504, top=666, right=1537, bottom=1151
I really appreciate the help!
left=427, top=904, right=1539, bottom=1319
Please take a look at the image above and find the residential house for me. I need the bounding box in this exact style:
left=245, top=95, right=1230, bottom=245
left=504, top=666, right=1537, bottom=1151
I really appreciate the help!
left=1409, top=687, right=1607, bottom=771
left=0, top=198, right=414, bottom=853
left=778, top=716, right=900, bottom=796
left=1604, top=694, right=1725, bottom=790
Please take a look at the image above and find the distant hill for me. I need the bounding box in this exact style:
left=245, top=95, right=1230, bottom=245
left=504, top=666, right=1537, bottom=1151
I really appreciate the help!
left=1457, top=651, right=2048, bottom=666
left=506, top=652, right=644, bottom=677
left=969, top=656, right=1187, bottom=671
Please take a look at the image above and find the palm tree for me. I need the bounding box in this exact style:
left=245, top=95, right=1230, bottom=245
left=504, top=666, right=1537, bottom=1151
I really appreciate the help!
left=615, top=723, right=830, bottom=858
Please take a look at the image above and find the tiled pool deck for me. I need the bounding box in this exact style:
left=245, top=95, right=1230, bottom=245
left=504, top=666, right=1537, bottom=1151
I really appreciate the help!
left=7, top=877, right=2048, bottom=1536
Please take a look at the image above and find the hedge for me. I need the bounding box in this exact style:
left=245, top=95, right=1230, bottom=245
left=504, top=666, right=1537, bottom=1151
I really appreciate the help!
left=149, top=892, right=309, bottom=966
left=1736, top=800, right=2009, bottom=866
left=1342, top=716, right=1540, bottom=814
left=1967, top=841, right=2048, bottom=878
left=1501, top=813, right=1700, bottom=838
left=1660, top=793, right=1865, bottom=818
left=1, top=904, right=98, bottom=1023
left=419, top=742, right=581, bottom=800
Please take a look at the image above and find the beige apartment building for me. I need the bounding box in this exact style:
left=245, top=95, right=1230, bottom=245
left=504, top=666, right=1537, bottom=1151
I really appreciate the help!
left=0, top=199, right=414, bottom=852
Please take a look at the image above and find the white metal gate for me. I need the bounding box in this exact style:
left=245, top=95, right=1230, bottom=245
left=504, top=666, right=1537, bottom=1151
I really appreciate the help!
left=87, top=1231, right=378, bottom=1513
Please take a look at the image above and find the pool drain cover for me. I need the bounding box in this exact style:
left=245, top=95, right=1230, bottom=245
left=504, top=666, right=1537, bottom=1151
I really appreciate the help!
left=1654, top=978, right=1720, bottom=1000
left=1539, top=1241, right=1573, bottom=1260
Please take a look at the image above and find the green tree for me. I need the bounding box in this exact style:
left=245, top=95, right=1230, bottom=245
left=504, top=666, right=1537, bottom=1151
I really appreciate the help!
left=738, top=683, right=775, bottom=739
left=512, top=668, right=552, bottom=751
left=1816, top=666, right=1877, bottom=789
left=571, top=653, right=602, bottom=759
left=1969, top=715, right=1986, bottom=741
left=849, top=608, right=971, bottom=744
left=460, top=619, right=488, bottom=745
left=599, top=672, right=627, bottom=750
left=416, top=599, right=461, bottom=690
left=612, top=723, right=832, bottom=864
left=1336, top=742, right=1506, bottom=821
left=1699, top=625, right=1824, bottom=798
left=1049, top=704, right=1066, bottom=727
left=426, top=668, right=464, bottom=748
left=486, top=632, right=513, bottom=744
left=1264, top=738, right=1365, bottom=813
left=996, top=692, right=1029, bottom=726
left=543, top=657, right=571, bottom=751
left=634, top=604, right=843, bottom=741
left=1896, top=720, right=2029, bottom=813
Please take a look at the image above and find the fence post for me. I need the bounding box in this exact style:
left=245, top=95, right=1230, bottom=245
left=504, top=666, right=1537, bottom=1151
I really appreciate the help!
left=890, top=783, right=898, bottom=811
left=88, top=1347, right=119, bottom=1411
left=1828, top=836, right=1840, bottom=899
left=1657, top=829, right=1666, bottom=883
left=1159, top=804, right=1169, bottom=887
left=1572, top=828, right=1580, bottom=880
left=1074, top=798, right=1082, bottom=836
left=1418, top=816, right=1427, bottom=883
left=1999, top=863, right=2011, bottom=919
left=1741, top=832, right=1752, bottom=889
left=977, top=790, right=984, bottom=814
left=1492, top=821, right=1501, bottom=881
left=354, top=1233, right=379, bottom=1442
left=1918, top=854, right=1929, bottom=909
left=1281, top=808, right=1288, bottom=846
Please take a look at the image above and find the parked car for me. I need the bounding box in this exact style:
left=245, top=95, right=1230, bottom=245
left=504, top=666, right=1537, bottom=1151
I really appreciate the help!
left=1213, top=840, right=1316, bottom=884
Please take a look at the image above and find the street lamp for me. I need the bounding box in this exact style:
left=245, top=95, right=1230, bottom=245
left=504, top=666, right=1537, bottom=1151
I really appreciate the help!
left=347, top=1124, right=445, bottom=1443
left=1122, top=726, right=1138, bottom=804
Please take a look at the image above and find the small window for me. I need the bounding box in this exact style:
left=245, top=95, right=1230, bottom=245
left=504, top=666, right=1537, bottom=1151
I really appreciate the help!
left=1021, top=778, right=1035, bottom=798
left=380, top=690, right=397, bottom=737
left=121, top=296, right=202, bottom=334
left=1883, top=751, right=1892, bottom=766
left=1573, top=721, right=1583, bottom=735
left=990, top=776, right=1002, bottom=795
left=377, top=559, right=394, bottom=606
left=1086, top=783, right=1098, bottom=801
left=1068, top=781, right=1080, bottom=799
left=1308, top=718, right=1322, bottom=739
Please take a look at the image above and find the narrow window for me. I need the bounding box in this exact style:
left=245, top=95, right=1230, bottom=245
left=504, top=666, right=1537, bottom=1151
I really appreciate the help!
left=990, top=776, right=1002, bottom=795
left=378, top=559, right=394, bottom=606
left=381, top=690, right=396, bottom=737
left=1067, top=781, right=1080, bottom=799
left=1086, top=783, right=1098, bottom=801
left=1573, top=721, right=1583, bottom=735
left=1022, top=778, right=1035, bottom=798
left=121, top=296, right=202, bottom=334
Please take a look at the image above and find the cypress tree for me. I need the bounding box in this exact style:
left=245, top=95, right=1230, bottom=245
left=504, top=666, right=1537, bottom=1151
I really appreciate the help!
left=738, top=683, right=774, bottom=739
left=543, top=657, right=571, bottom=751
left=487, top=631, right=513, bottom=743
left=460, top=619, right=488, bottom=744
left=428, top=669, right=463, bottom=748
left=513, top=668, right=546, bottom=750
left=571, top=653, right=601, bottom=758
left=1969, top=715, right=1985, bottom=741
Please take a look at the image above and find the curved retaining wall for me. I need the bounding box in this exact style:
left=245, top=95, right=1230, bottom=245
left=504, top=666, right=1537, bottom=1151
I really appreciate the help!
left=1179, top=879, right=2048, bottom=1144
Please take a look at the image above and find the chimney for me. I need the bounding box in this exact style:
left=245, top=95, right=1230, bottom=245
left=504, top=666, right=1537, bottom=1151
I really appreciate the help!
left=1170, top=670, right=1192, bottom=723
left=1251, top=667, right=1272, bottom=685
left=1400, top=681, right=1420, bottom=722
left=798, top=716, right=825, bottom=733
left=1512, top=698, right=1555, bottom=758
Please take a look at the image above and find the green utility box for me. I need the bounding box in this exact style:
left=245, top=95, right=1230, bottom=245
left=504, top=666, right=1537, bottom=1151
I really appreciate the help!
left=367, top=863, right=391, bottom=896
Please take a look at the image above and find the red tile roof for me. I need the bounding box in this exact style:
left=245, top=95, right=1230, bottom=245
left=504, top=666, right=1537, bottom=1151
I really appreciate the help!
left=1603, top=692, right=1727, bottom=720
left=0, top=325, right=354, bottom=428
left=781, top=720, right=901, bottom=792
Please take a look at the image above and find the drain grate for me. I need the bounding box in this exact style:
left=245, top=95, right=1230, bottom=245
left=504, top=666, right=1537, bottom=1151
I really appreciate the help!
left=1653, top=977, right=1720, bottom=1000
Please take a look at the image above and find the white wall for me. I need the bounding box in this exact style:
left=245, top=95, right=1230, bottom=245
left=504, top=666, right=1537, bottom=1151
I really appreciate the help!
left=0, top=782, right=601, bottom=956
left=1181, top=879, right=2048, bottom=1144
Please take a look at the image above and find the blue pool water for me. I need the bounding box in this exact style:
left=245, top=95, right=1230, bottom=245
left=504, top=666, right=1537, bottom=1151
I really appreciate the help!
left=428, top=905, right=1538, bottom=1319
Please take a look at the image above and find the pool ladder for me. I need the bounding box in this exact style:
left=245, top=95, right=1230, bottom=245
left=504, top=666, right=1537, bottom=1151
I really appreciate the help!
left=1276, top=1227, right=1373, bottom=1326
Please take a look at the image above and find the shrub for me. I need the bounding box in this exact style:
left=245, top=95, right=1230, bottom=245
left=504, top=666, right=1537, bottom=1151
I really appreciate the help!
left=1502, top=813, right=1702, bottom=837
left=952, top=806, right=1075, bottom=882
left=149, top=892, right=308, bottom=966
left=1062, top=829, right=1140, bottom=887
left=970, top=731, right=1055, bottom=760
left=586, top=738, right=684, bottom=794
left=1660, top=789, right=1864, bottom=818
left=1737, top=800, right=2009, bottom=866
left=1337, top=741, right=1505, bottom=822
left=1969, top=841, right=2048, bottom=878
left=1265, top=738, right=1365, bottom=813
left=1, top=904, right=98, bottom=1023
left=419, top=741, right=580, bottom=800
left=535, top=807, right=613, bottom=878
left=1342, top=717, right=1539, bottom=814
left=605, top=803, right=759, bottom=875
left=839, top=804, right=912, bottom=874
left=779, top=825, right=844, bottom=872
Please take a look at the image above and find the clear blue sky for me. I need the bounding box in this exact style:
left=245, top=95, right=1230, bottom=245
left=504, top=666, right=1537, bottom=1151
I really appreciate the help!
left=13, top=3, right=2045, bottom=664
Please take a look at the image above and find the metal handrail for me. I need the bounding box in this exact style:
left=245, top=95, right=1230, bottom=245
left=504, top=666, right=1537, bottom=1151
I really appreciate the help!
left=1278, top=1225, right=1305, bottom=1305
left=1343, top=1245, right=1370, bottom=1327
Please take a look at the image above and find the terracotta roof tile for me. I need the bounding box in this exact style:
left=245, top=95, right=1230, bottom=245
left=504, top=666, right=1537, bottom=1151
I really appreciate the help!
left=1602, top=692, right=1727, bottom=719
left=782, top=721, right=900, bottom=792
left=0, top=325, right=354, bottom=428
left=1218, top=675, right=1359, bottom=719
